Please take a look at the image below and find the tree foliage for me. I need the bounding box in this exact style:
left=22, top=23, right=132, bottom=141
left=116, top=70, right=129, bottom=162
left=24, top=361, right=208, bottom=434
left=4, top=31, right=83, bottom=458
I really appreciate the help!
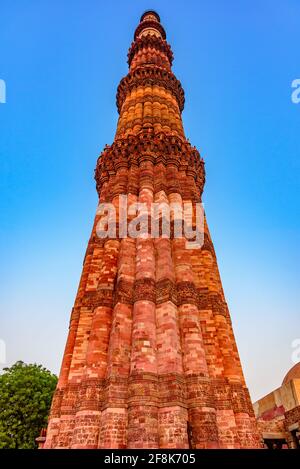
left=0, top=361, right=57, bottom=449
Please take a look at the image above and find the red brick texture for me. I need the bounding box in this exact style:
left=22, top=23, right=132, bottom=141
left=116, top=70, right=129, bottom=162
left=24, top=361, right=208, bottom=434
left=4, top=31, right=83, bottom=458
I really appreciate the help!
left=44, top=12, right=261, bottom=449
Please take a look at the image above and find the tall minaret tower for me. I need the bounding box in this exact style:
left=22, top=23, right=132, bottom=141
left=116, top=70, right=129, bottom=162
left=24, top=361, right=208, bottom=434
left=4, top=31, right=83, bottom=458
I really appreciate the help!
left=44, top=11, right=261, bottom=449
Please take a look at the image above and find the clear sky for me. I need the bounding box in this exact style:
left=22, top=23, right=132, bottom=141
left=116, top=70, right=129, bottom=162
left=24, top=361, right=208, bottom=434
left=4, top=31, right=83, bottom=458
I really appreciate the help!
left=0, top=0, right=299, bottom=402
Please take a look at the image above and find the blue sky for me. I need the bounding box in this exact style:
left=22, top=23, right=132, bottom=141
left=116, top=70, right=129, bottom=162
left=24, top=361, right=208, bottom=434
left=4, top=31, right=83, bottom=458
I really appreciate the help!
left=0, top=0, right=299, bottom=402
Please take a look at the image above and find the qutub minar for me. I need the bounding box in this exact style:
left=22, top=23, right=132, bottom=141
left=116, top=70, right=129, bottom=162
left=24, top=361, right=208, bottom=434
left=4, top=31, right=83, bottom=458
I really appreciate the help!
left=44, top=11, right=261, bottom=449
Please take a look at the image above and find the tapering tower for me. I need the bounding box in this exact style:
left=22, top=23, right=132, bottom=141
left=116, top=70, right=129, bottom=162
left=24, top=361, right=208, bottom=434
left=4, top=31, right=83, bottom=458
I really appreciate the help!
left=44, top=11, right=261, bottom=449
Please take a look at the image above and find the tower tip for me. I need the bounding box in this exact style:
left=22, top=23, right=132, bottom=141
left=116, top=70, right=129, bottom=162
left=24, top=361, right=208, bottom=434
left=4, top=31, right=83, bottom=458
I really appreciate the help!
left=140, top=10, right=161, bottom=23
left=135, top=10, right=165, bottom=40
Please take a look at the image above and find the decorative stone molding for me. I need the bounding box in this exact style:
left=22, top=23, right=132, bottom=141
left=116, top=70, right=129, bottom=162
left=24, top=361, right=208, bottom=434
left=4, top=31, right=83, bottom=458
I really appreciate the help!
left=95, top=133, right=205, bottom=198
left=128, top=34, right=173, bottom=67
left=133, top=278, right=156, bottom=303
left=134, top=20, right=166, bottom=41
left=177, top=281, right=198, bottom=306
left=116, top=66, right=185, bottom=113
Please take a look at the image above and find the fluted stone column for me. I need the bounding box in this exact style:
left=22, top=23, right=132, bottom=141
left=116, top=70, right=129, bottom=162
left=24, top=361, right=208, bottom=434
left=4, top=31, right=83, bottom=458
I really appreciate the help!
left=44, top=10, right=261, bottom=449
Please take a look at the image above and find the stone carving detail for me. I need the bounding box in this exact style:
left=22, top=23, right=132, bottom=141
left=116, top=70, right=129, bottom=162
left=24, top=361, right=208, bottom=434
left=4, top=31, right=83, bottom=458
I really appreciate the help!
left=78, top=379, right=104, bottom=411
left=197, top=290, right=229, bottom=318
left=128, top=372, right=159, bottom=405
left=284, top=405, right=300, bottom=428
left=117, top=66, right=185, bottom=113
left=113, top=279, right=134, bottom=305
left=134, top=19, right=167, bottom=41
left=211, top=378, right=233, bottom=410
left=177, top=281, right=198, bottom=306
left=202, top=233, right=216, bottom=257
left=158, top=373, right=187, bottom=405
left=156, top=278, right=177, bottom=305
left=95, top=133, right=205, bottom=198
left=128, top=34, right=173, bottom=67
left=81, top=288, right=113, bottom=308
left=49, top=389, right=64, bottom=418
left=230, top=383, right=253, bottom=414
left=133, top=278, right=156, bottom=303
left=186, top=375, right=215, bottom=408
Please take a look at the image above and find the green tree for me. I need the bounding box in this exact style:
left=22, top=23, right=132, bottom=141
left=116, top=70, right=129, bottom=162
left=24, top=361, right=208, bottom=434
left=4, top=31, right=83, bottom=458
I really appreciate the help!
left=0, top=361, right=57, bottom=449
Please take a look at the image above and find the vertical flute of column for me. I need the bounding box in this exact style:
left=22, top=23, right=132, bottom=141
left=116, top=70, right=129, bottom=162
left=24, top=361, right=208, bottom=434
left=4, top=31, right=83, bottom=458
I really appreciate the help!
left=70, top=231, right=120, bottom=448
left=69, top=260, right=105, bottom=448
left=195, top=218, right=242, bottom=448
left=153, top=87, right=162, bottom=134
left=173, top=236, right=219, bottom=448
left=44, top=305, right=82, bottom=447
left=168, top=161, right=219, bottom=449
left=127, top=157, right=159, bottom=449
left=98, top=237, right=135, bottom=448
left=153, top=173, right=188, bottom=449
left=70, top=182, right=123, bottom=447
left=183, top=167, right=225, bottom=449
left=99, top=164, right=137, bottom=447
left=44, top=180, right=111, bottom=449
left=65, top=186, right=110, bottom=385
left=47, top=206, right=105, bottom=448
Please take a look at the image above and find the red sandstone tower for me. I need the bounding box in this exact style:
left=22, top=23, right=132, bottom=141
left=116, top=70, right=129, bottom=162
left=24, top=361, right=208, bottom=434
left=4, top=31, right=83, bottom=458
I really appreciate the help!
left=44, top=11, right=261, bottom=449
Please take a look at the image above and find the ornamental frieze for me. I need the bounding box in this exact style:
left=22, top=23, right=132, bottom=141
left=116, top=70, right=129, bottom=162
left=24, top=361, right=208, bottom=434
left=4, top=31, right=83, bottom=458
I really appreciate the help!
left=80, top=288, right=114, bottom=308
left=116, top=67, right=185, bottom=113
left=156, top=278, right=177, bottom=304
left=211, top=377, right=233, bottom=410
left=133, top=278, right=156, bottom=303
left=95, top=134, right=205, bottom=197
left=230, top=383, right=253, bottom=414
left=128, top=34, right=173, bottom=66
left=113, top=279, right=134, bottom=306
left=134, top=19, right=166, bottom=41
left=197, top=290, right=228, bottom=318
left=177, top=281, right=198, bottom=306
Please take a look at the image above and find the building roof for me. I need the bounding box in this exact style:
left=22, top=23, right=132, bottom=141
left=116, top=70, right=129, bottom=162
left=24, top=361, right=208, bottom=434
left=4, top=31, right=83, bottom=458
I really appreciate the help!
left=282, top=362, right=300, bottom=385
